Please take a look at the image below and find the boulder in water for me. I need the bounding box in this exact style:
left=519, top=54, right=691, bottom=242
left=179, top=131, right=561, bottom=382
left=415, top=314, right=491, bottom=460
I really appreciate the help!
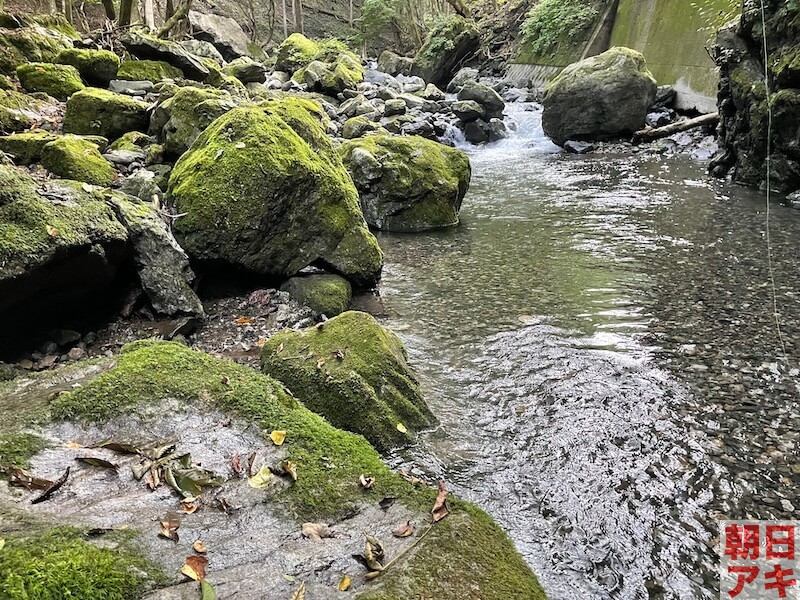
left=542, top=47, right=657, bottom=146
left=378, top=50, right=413, bottom=76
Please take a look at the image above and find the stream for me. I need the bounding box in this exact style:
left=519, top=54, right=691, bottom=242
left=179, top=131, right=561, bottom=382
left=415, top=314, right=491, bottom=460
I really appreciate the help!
left=377, top=105, right=800, bottom=599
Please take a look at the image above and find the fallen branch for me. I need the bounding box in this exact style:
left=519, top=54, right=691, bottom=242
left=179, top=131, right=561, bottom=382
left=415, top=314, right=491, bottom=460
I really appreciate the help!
left=632, top=112, right=719, bottom=144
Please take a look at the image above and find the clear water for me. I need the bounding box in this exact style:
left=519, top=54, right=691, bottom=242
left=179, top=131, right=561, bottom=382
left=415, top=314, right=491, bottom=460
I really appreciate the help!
left=377, top=104, right=800, bottom=599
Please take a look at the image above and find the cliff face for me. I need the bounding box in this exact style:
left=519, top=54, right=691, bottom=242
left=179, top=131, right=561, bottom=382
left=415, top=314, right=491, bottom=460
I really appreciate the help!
left=710, top=0, right=800, bottom=193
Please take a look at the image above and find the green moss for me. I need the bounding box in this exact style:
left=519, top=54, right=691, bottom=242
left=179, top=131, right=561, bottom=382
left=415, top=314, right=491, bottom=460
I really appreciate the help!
left=281, top=273, right=352, bottom=316
left=0, top=431, right=47, bottom=469
left=63, top=87, right=149, bottom=140
left=521, top=0, right=600, bottom=57
left=0, top=88, right=52, bottom=133
left=339, top=134, right=470, bottom=232
left=0, top=26, right=72, bottom=74
left=108, top=130, right=150, bottom=152
left=117, top=59, right=182, bottom=82
left=261, top=311, right=435, bottom=451
left=159, top=85, right=234, bottom=156
left=40, top=137, right=115, bottom=186
left=0, top=527, right=160, bottom=599
left=167, top=97, right=383, bottom=286
left=412, top=15, right=479, bottom=84
left=0, top=74, right=13, bottom=90
left=357, top=503, right=546, bottom=600
left=342, top=115, right=382, bottom=139
left=56, top=48, right=120, bottom=84
left=0, top=131, right=59, bottom=164
left=275, top=33, right=321, bottom=74
left=16, top=62, right=84, bottom=100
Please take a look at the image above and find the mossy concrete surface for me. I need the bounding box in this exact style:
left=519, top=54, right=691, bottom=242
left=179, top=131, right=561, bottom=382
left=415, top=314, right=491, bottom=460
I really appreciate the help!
left=167, top=98, right=383, bottom=286
left=261, top=311, right=435, bottom=451
left=339, top=134, right=471, bottom=232
left=16, top=62, right=84, bottom=100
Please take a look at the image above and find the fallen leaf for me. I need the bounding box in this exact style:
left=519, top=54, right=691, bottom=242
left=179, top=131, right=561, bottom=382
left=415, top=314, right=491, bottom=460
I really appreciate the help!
left=0, top=539, right=4, bottom=551
left=159, top=519, right=180, bottom=542
left=365, top=570, right=382, bottom=580
left=256, top=338, right=267, bottom=347
left=301, top=522, right=332, bottom=541
left=282, top=574, right=296, bottom=582
left=396, top=422, right=408, bottom=434
left=231, top=453, right=244, bottom=477
left=234, top=317, right=254, bottom=325
left=31, top=467, right=69, bottom=504
left=363, top=534, right=384, bottom=570
left=338, top=574, right=351, bottom=591
left=332, top=348, right=348, bottom=360
left=359, top=474, right=374, bottom=489
left=315, top=358, right=326, bottom=370
left=76, top=456, right=118, bottom=470
left=181, top=497, right=200, bottom=514
left=65, top=441, right=82, bottom=449
left=193, top=540, right=208, bottom=554
left=46, top=225, right=59, bottom=237
left=201, top=579, right=216, bottom=600
left=7, top=467, right=53, bottom=490
left=280, top=460, right=298, bottom=481
left=181, top=554, right=208, bottom=581
left=248, top=289, right=271, bottom=306
left=431, top=480, right=449, bottom=522
left=235, top=141, right=246, bottom=149
left=91, top=439, right=140, bottom=454
left=247, top=451, right=257, bottom=477
left=277, top=342, right=284, bottom=353
left=248, top=465, right=274, bottom=489
left=290, top=581, right=305, bottom=600
left=378, top=497, right=396, bottom=510
left=392, top=521, right=414, bottom=538
left=269, top=430, right=286, bottom=446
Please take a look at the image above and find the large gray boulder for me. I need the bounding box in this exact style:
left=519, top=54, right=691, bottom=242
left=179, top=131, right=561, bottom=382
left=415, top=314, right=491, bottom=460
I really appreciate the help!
left=411, top=15, right=479, bottom=86
left=378, top=50, right=413, bottom=76
left=188, top=11, right=250, bottom=62
left=121, top=30, right=209, bottom=81
left=457, top=81, right=505, bottom=119
left=542, top=47, right=657, bottom=146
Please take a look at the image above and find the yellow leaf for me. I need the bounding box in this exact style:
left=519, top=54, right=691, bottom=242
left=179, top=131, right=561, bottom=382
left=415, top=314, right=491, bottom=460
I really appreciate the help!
left=269, top=430, right=286, bottom=446
left=248, top=465, right=274, bottom=489
left=65, top=442, right=82, bottom=448
left=234, top=317, right=253, bottom=324
left=180, top=555, right=207, bottom=581
left=281, top=460, right=298, bottom=481
left=396, top=423, right=408, bottom=434
left=338, top=574, right=351, bottom=591
left=46, top=225, right=59, bottom=238
left=193, top=540, right=208, bottom=554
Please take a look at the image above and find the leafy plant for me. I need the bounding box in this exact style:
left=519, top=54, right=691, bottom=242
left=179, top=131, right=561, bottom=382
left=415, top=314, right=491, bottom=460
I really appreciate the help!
left=521, top=0, right=599, bottom=55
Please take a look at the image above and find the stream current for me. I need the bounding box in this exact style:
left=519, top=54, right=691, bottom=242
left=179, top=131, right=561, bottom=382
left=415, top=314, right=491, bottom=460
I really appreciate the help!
left=378, top=104, right=800, bottom=599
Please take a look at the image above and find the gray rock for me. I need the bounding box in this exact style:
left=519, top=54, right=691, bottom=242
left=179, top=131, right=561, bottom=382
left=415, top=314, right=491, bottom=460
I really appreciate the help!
left=118, top=168, right=163, bottom=202
left=109, top=79, right=153, bottom=95
left=398, top=93, right=424, bottom=110
left=563, top=140, right=595, bottom=154
left=223, top=56, right=267, bottom=83
left=178, top=39, right=225, bottom=64
left=463, top=119, right=489, bottom=144
left=121, top=30, right=209, bottom=81
left=377, top=50, right=413, bottom=76
left=487, top=117, right=507, bottom=142
left=446, top=67, right=479, bottom=94
left=419, top=83, right=445, bottom=101
left=457, top=81, right=505, bottom=119
left=384, top=98, right=406, bottom=117
left=396, top=74, right=426, bottom=93
left=188, top=11, right=250, bottom=61
left=452, top=99, right=484, bottom=123
left=653, top=85, right=677, bottom=109
left=542, top=47, right=657, bottom=146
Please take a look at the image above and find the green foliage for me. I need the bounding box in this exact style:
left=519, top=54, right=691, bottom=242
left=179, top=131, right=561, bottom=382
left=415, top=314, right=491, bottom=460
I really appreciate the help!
left=521, top=0, right=599, bottom=55
left=0, top=527, right=157, bottom=599
left=359, top=0, right=398, bottom=43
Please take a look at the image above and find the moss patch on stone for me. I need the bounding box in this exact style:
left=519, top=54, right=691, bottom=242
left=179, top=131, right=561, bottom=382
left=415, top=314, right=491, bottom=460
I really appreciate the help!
left=158, top=85, right=235, bottom=157
left=117, top=59, right=182, bottom=82
left=281, top=273, right=352, bottom=316
left=63, top=87, right=149, bottom=140
left=261, top=311, right=435, bottom=451
left=0, top=431, right=47, bottom=470
left=41, top=137, right=115, bottom=186
left=0, top=88, right=52, bottom=133
left=56, top=48, right=120, bottom=85
left=274, top=32, right=320, bottom=74
left=0, top=527, right=160, bottom=599
left=0, top=130, right=59, bottom=164
left=0, top=26, right=73, bottom=74
left=108, top=130, right=151, bottom=152
left=412, top=15, right=479, bottom=85
left=16, top=62, right=84, bottom=100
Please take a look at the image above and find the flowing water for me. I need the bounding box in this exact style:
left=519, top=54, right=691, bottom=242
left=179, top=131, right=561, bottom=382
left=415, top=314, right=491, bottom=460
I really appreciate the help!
left=377, top=105, right=800, bottom=599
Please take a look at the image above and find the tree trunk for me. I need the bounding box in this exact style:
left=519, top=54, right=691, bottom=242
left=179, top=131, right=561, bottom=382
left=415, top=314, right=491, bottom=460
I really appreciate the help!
left=444, top=0, right=466, bottom=17
left=632, top=113, right=720, bottom=144
left=157, top=0, right=192, bottom=37
left=297, top=0, right=303, bottom=34
left=165, top=0, right=175, bottom=19
left=118, top=0, right=134, bottom=26
left=291, top=0, right=296, bottom=31
left=282, top=0, right=287, bottom=37
left=349, top=0, right=353, bottom=26
left=143, top=0, right=155, bottom=29
left=101, top=0, right=116, bottom=20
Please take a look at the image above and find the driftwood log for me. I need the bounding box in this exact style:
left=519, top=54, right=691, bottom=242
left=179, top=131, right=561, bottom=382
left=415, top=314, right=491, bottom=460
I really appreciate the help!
left=632, top=112, right=719, bottom=144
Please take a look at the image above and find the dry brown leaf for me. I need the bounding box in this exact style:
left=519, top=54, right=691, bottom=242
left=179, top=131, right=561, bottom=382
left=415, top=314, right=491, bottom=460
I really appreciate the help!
left=181, top=554, right=208, bottom=581
left=193, top=540, right=208, bottom=554
left=359, top=474, right=374, bottom=489
left=46, top=225, right=59, bottom=238
left=290, top=581, right=305, bottom=600
left=338, top=574, right=351, bottom=591
left=315, top=358, right=326, bottom=370
left=392, top=521, right=414, bottom=538
left=181, top=497, right=200, bottom=514
left=365, top=570, right=382, bottom=580
left=234, top=317, right=254, bottom=325
left=231, top=452, right=244, bottom=477
left=281, top=460, right=298, bottom=481
left=431, top=480, right=449, bottom=522
left=269, top=430, right=286, bottom=446
left=301, top=522, right=333, bottom=541
left=159, top=519, right=180, bottom=542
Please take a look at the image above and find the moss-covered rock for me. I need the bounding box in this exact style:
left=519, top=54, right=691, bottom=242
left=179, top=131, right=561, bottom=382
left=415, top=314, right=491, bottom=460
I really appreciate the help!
left=167, top=98, right=383, bottom=286
left=56, top=47, right=120, bottom=85
left=0, top=89, right=54, bottom=133
left=342, top=115, right=385, bottom=139
left=40, top=136, right=116, bottom=186
left=281, top=273, right=352, bottom=316
left=63, top=87, right=150, bottom=140
left=274, top=32, right=320, bottom=74
left=0, top=25, right=73, bottom=74
left=378, top=49, right=413, bottom=76
left=339, top=134, right=470, bottom=232
left=108, top=130, right=151, bottom=152
left=0, top=527, right=158, bottom=599
left=121, top=29, right=209, bottom=81
left=117, top=59, right=183, bottom=82
left=16, top=62, right=84, bottom=100
left=0, top=130, right=59, bottom=164
left=156, top=85, right=236, bottom=157
left=0, top=13, right=79, bottom=38
left=223, top=56, right=267, bottom=83
left=261, top=311, right=435, bottom=450
left=411, top=15, right=480, bottom=86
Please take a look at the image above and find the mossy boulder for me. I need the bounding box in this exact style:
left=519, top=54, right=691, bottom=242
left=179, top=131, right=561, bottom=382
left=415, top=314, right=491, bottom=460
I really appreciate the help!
left=261, top=311, right=435, bottom=451
left=0, top=13, right=79, bottom=38
left=108, top=130, right=151, bottom=152
left=40, top=136, right=116, bottom=186
left=121, top=29, right=209, bottom=81
left=542, top=47, right=657, bottom=146
left=0, top=165, right=129, bottom=318
left=16, top=62, right=84, bottom=100
left=378, top=49, right=413, bottom=76
left=167, top=98, right=383, bottom=286
left=63, top=87, right=150, bottom=140
left=0, top=88, right=56, bottom=133
left=0, top=25, right=73, bottom=74
left=274, top=32, right=320, bottom=74
left=0, top=130, right=59, bottom=164
left=56, top=48, right=120, bottom=85
left=223, top=56, right=267, bottom=83
left=342, top=115, right=385, bottom=139
left=280, top=273, right=352, bottom=316
left=117, top=59, right=182, bottom=82
left=155, top=86, right=237, bottom=156
left=339, top=134, right=470, bottom=232
left=411, top=15, right=480, bottom=86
